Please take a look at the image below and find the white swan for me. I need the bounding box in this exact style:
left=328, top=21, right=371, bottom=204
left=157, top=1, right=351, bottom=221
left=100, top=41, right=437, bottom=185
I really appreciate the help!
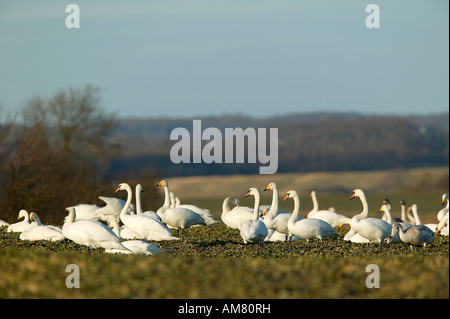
left=283, top=190, right=337, bottom=241
left=135, top=184, right=161, bottom=221
left=94, top=196, right=136, bottom=223
left=62, top=207, right=130, bottom=252
left=65, top=204, right=99, bottom=221
left=0, top=219, right=10, bottom=227
left=106, top=220, right=168, bottom=255
left=307, top=190, right=351, bottom=228
left=262, top=182, right=291, bottom=241
left=380, top=199, right=404, bottom=223
left=407, top=204, right=439, bottom=232
left=19, top=213, right=65, bottom=241
left=220, top=196, right=255, bottom=229
left=7, top=210, right=37, bottom=233
left=116, top=183, right=179, bottom=241
left=384, top=223, right=434, bottom=249
left=378, top=202, right=411, bottom=228
left=348, top=189, right=392, bottom=244
left=156, top=180, right=207, bottom=232
left=239, top=187, right=269, bottom=244
left=438, top=193, right=449, bottom=222
left=435, top=212, right=449, bottom=236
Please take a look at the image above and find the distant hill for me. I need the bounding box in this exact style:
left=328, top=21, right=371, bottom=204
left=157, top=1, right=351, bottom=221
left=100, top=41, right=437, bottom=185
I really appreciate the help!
left=107, top=112, right=449, bottom=177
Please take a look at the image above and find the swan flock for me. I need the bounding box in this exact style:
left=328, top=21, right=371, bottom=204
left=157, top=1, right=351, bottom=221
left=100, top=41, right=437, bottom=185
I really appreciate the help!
left=1, top=179, right=448, bottom=253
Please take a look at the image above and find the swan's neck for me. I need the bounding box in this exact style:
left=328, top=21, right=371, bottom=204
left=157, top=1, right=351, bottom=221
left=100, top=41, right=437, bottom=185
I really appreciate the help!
left=437, top=213, right=449, bottom=231
left=120, top=184, right=133, bottom=219
left=382, top=206, right=392, bottom=224
left=33, top=214, right=43, bottom=226
left=252, top=193, right=261, bottom=220
left=354, top=193, right=369, bottom=221
left=222, top=197, right=232, bottom=213
left=267, top=186, right=279, bottom=217
left=135, top=187, right=143, bottom=214
left=412, top=207, right=422, bottom=225
left=63, top=209, right=75, bottom=228
left=163, top=185, right=171, bottom=209
left=289, top=193, right=301, bottom=224
left=311, top=191, right=319, bottom=212
left=400, top=204, right=406, bottom=221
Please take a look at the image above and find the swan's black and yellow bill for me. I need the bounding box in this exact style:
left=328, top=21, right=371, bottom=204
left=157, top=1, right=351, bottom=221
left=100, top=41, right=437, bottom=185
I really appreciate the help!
left=114, top=186, right=121, bottom=193
left=156, top=181, right=163, bottom=187
left=264, top=185, right=271, bottom=191
left=349, top=193, right=356, bottom=200
left=244, top=191, right=251, bottom=198
left=282, top=194, right=289, bottom=201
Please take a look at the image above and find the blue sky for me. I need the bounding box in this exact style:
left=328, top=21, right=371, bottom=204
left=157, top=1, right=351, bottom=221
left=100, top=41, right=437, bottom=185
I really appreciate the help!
left=0, top=0, right=448, bottom=119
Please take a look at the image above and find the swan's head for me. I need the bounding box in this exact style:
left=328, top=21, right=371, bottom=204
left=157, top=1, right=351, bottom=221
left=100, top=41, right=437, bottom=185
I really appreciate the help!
left=245, top=187, right=260, bottom=198
left=29, top=212, right=36, bottom=222
left=382, top=236, right=394, bottom=245
left=136, top=184, right=144, bottom=192
left=18, top=209, right=28, bottom=221
left=115, top=183, right=130, bottom=193
left=349, top=189, right=364, bottom=200
left=400, top=200, right=406, bottom=206
left=411, top=204, right=418, bottom=213
left=232, top=197, right=240, bottom=207
left=156, top=180, right=168, bottom=188
left=282, top=190, right=298, bottom=201
left=442, top=193, right=449, bottom=205
left=264, top=182, right=277, bottom=192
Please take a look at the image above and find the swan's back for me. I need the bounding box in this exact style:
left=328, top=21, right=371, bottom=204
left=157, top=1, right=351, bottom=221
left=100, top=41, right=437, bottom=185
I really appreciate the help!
left=121, top=214, right=177, bottom=241
left=351, top=217, right=391, bottom=243
left=308, top=210, right=348, bottom=228
left=162, top=207, right=207, bottom=229
left=240, top=219, right=268, bottom=244
left=62, top=220, right=127, bottom=250
left=20, top=226, right=64, bottom=241
left=222, top=207, right=254, bottom=229
left=290, top=218, right=337, bottom=240
left=400, top=225, right=434, bottom=247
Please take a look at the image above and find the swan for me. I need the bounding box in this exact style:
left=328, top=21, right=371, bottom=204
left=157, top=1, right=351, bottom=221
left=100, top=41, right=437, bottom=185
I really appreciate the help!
left=65, top=204, right=100, bottom=221
left=283, top=190, right=338, bottom=241
left=116, top=183, right=179, bottom=241
left=62, top=207, right=130, bottom=252
left=348, top=189, right=392, bottom=244
left=220, top=196, right=255, bottom=229
left=262, top=183, right=291, bottom=241
left=378, top=202, right=411, bottom=228
left=384, top=223, right=434, bottom=249
left=239, top=187, right=269, bottom=244
left=160, top=185, right=220, bottom=226
left=106, top=220, right=168, bottom=255
left=307, top=190, right=351, bottom=228
left=19, top=213, right=65, bottom=241
left=94, top=196, right=136, bottom=223
left=437, top=193, right=449, bottom=222
left=7, top=210, right=38, bottom=233
left=156, top=180, right=207, bottom=232
left=135, top=184, right=161, bottom=221
left=435, top=213, right=449, bottom=236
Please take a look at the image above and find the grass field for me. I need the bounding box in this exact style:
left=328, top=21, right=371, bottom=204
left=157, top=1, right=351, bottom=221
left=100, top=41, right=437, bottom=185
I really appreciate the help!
left=0, top=167, right=448, bottom=299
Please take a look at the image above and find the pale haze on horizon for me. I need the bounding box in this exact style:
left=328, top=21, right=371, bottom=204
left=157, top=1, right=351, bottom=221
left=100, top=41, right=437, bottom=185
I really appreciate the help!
left=0, top=0, right=448, bottom=119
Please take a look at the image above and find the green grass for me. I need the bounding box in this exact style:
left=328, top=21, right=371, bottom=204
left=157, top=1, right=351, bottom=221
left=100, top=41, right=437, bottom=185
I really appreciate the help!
left=0, top=225, right=448, bottom=298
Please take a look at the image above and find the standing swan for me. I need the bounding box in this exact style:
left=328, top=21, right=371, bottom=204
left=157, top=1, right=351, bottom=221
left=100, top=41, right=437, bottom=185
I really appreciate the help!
left=156, top=180, right=207, bottom=233
left=62, top=207, right=130, bottom=252
left=349, top=189, right=392, bottom=244
left=239, top=187, right=269, bottom=245
left=115, top=183, right=179, bottom=241
left=262, top=183, right=291, bottom=240
left=283, top=190, right=337, bottom=241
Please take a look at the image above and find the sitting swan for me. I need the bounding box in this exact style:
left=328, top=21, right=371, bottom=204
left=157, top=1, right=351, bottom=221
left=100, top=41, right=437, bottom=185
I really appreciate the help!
left=239, top=187, right=269, bottom=245
left=19, top=213, right=65, bottom=241
left=438, top=193, right=449, bottom=222
left=384, top=223, right=434, bottom=249
left=7, top=210, right=38, bottom=233
left=307, top=190, right=351, bottom=228
left=115, top=183, right=179, bottom=241
left=106, top=220, right=168, bottom=255
left=348, top=189, right=392, bottom=244
left=283, top=190, right=338, bottom=241
left=156, top=180, right=207, bottom=233
left=62, top=207, right=130, bottom=252
left=435, top=213, right=449, bottom=236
